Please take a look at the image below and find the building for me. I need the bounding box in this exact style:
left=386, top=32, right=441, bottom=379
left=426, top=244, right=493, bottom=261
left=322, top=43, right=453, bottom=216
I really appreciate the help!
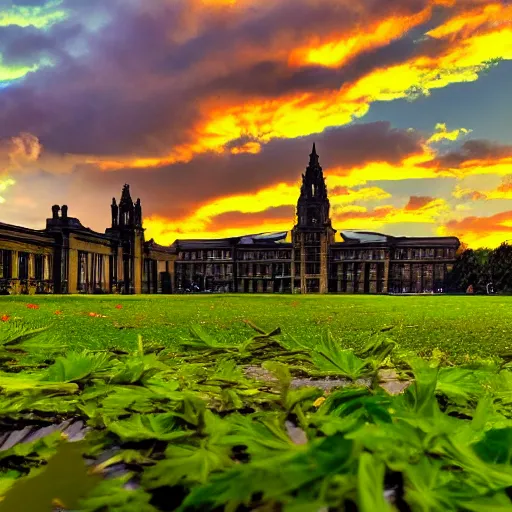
left=173, top=144, right=460, bottom=294
left=0, top=184, right=174, bottom=295
left=0, top=145, right=459, bottom=295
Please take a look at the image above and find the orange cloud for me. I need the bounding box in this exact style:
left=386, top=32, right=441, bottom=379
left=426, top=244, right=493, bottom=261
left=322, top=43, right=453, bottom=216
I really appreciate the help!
left=426, top=2, right=511, bottom=41
left=425, top=140, right=512, bottom=178
left=333, top=196, right=450, bottom=229
left=288, top=8, right=431, bottom=69
left=453, top=175, right=512, bottom=201
left=83, top=1, right=512, bottom=173
left=143, top=182, right=391, bottom=244
left=426, top=123, right=472, bottom=143
left=439, top=210, right=512, bottom=248
left=405, top=196, right=436, bottom=210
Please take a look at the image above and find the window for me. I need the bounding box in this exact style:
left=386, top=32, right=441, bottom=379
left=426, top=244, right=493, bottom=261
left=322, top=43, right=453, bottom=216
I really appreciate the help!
left=424, top=248, right=435, bottom=259
left=78, top=252, right=88, bottom=289
left=18, top=252, right=29, bottom=280
left=35, top=255, right=44, bottom=280
left=394, top=249, right=408, bottom=260
left=0, top=250, right=11, bottom=279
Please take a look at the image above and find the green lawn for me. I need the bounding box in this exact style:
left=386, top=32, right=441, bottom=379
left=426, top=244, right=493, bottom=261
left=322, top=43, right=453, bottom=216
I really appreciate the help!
left=3, top=293, right=512, bottom=511
left=1, top=294, right=511, bottom=362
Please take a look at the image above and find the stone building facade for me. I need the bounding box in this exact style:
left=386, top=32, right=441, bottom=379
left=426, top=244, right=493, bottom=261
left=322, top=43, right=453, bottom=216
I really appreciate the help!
left=173, top=145, right=460, bottom=295
left=0, top=184, right=174, bottom=295
left=0, top=146, right=459, bottom=295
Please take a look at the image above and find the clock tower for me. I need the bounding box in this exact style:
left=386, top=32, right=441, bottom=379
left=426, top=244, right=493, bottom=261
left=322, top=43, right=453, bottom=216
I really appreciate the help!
left=291, top=144, right=336, bottom=293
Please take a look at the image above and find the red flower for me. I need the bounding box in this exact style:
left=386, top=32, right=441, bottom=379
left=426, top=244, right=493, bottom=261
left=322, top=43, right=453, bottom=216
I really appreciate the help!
left=89, top=312, right=97, bottom=317
left=54, top=310, right=62, bottom=315
left=26, top=304, right=39, bottom=309
left=115, top=304, right=122, bottom=309
left=1, top=314, right=10, bottom=322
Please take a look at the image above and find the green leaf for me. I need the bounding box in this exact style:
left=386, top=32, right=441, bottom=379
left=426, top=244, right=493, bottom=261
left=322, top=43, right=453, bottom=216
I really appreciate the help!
left=144, top=441, right=234, bottom=487
left=45, top=351, right=114, bottom=383
left=79, top=474, right=159, bottom=512
left=107, top=413, right=191, bottom=442
left=357, top=452, right=392, bottom=512
left=313, top=332, right=371, bottom=379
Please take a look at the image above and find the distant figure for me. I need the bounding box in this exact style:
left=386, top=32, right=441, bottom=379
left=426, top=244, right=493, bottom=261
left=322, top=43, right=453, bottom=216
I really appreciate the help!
left=466, top=284, right=474, bottom=294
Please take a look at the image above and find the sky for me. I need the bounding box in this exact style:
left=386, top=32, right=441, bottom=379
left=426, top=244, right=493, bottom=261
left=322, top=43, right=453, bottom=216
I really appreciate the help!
left=0, top=0, right=511, bottom=248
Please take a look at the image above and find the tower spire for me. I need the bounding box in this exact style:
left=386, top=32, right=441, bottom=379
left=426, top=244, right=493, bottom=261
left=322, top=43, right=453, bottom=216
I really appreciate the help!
left=296, top=144, right=330, bottom=226
left=309, top=142, right=319, bottom=166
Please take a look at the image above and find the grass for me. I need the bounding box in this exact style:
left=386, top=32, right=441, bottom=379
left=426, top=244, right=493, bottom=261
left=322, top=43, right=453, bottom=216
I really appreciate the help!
left=1, top=294, right=511, bottom=363
left=3, top=294, right=512, bottom=510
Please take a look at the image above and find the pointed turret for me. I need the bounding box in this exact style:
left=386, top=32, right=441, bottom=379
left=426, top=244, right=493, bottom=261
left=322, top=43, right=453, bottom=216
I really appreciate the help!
left=309, top=142, right=319, bottom=166
left=117, top=184, right=135, bottom=227
left=298, top=143, right=328, bottom=206
left=120, top=184, right=133, bottom=206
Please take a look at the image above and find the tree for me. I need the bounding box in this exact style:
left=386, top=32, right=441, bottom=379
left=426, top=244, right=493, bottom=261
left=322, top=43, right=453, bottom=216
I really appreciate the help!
left=488, top=243, right=512, bottom=293
left=446, top=247, right=490, bottom=293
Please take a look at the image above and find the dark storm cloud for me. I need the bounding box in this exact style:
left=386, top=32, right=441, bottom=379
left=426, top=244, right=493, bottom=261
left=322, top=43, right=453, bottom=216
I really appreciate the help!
left=162, top=0, right=430, bottom=73
left=424, top=139, right=512, bottom=170
left=66, top=121, right=424, bottom=224
left=0, top=0, right=442, bottom=158
left=200, top=37, right=418, bottom=98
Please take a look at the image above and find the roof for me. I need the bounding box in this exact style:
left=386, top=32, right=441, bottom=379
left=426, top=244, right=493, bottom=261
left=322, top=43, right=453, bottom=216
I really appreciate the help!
left=340, top=230, right=391, bottom=244
left=0, top=221, right=50, bottom=237
left=239, top=231, right=288, bottom=244
left=172, top=231, right=290, bottom=249
left=145, top=238, right=176, bottom=253
left=338, top=230, right=459, bottom=247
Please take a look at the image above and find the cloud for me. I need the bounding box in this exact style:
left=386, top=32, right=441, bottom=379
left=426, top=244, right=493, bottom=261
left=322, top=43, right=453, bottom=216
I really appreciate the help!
left=333, top=196, right=450, bottom=229
left=0, top=132, right=41, bottom=174
left=1, top=0, right=510, bottom=171
left=440, top=209, right=512, bottom=248
left=453, top=175, right=512, bottom=201
left=0, top=1, right=68, bottom=30
left=423, top=139, right=512, bottom=177
left=405, top=195, right=436, bottom=209
left=426, top=122, right=472, bottom=143
left=0, top=0, right=511, bottom=249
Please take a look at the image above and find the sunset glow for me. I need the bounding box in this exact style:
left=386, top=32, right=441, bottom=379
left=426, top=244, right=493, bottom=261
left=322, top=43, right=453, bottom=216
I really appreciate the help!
left=0, top=0, right=511, bottom=248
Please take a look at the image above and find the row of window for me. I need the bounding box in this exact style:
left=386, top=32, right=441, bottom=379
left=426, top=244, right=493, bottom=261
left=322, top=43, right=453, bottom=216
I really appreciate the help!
left=239, top=250, right=292, bottom=260
left=393, top=248, right=455, bottom=260
left=332, top=249, right=386, bottom=261
left=178, top=247, right=457, bottom=263
left=331, top=247, right=456, bottom=261
left=78, top=252, right=108, bottom=291
left=179, top=250, right=232, bottom=261
left=176, top=262, right=293, bottom=278
left=177, top=250, right=294, bottom=261
left=0, top=249, right=51, bottom=280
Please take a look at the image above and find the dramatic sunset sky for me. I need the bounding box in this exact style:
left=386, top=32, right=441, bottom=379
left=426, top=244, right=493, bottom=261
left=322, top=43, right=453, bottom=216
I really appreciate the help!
left=0, top=0, right=511, bottom=248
